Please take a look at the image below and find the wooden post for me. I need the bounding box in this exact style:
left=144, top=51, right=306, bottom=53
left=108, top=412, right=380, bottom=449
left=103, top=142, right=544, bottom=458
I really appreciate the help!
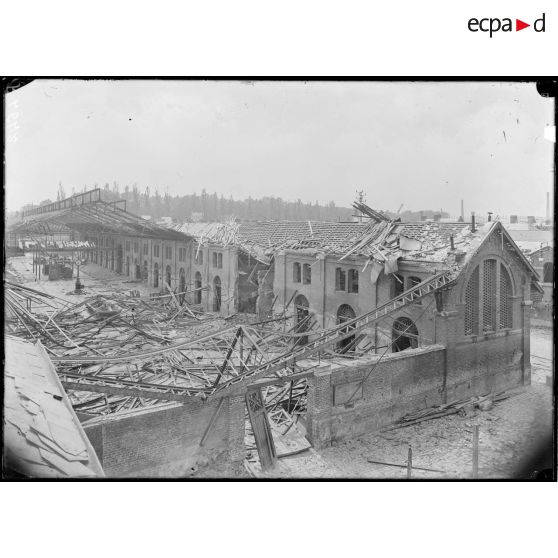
left=407, top=445, right=412, bottom=479
left=473, top=425, right=479, bottom=478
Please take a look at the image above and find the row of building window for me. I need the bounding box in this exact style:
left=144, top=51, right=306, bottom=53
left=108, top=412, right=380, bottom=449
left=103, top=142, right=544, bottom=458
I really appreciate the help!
left=293, top=262, right=312, bottom=284
left=335, top=268, right=359, bottom=293
left=193, top=250, right=223, bottom=268
left=212, top=252, right=223, bottom=268
left=101, top=239, right=225, bottom=269
left=292, top=263, right=361, bottom=293
left=95, top=251, right=218, bottom=308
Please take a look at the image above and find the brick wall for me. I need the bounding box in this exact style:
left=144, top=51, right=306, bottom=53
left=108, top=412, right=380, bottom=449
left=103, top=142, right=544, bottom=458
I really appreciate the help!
left=83, top=395, right=245, bottom=477
left=307, top=337, right=524, bottom=447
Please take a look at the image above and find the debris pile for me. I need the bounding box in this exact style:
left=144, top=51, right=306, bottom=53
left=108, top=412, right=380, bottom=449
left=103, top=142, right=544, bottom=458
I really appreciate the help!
left=386, top=389, right=524, bottom=430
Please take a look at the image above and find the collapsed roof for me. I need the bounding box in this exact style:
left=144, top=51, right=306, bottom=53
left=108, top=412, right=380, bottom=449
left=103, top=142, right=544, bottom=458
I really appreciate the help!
left=10, top=188, right=190, bottom=242
left=173, top=215, right=542, bottom=296
left=4, top=335, right=104, bottom=478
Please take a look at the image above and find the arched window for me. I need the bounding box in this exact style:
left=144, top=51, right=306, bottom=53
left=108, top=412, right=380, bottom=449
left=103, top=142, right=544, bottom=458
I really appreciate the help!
left=213, top=276, right=222, bottom=311
left=392, top=273, right=405, bottom=298
left=465, top=266, right=480, bottom=335
left=392, top=317, right=418, bottom=352
left=335, top=268, right=346, bottom=291
left=217, top=253, right=223, bottom=269
left=293, top=262, right=301, bottom=283
left=194, top=271, right=202, bottom=304
left=337, top=304, right=357, bottom=352
left=348, top=269, right=359, bottom=293
left=499, top=264, right=513, bottom=329
left=303, top=263, right=311, bottom=284
left=464, top=260, right=514, bottom=336
left=482, top=259, right=497, bottom=332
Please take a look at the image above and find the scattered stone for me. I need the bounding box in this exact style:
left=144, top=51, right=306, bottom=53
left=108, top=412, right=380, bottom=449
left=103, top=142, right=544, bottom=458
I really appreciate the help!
left=478, top=399, right=493, bottom=411
left=196, top=454, right=210, bottom=468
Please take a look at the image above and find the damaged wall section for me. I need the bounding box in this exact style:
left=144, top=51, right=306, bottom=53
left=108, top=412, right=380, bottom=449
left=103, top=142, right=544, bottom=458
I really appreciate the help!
left=236, top=251, right=272, bottom=315
left=307, top=336, right=525, bottom=448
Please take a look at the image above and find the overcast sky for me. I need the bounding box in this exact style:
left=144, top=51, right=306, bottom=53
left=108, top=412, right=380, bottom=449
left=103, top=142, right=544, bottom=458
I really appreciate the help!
left=5, top=79, right=554, bottom=218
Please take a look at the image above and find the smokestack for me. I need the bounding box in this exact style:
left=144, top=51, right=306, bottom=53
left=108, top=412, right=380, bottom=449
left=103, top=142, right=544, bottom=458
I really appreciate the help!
left=487, top=212, right=492, bottom=222
left=547, top=192, right=550, bottom=222
left=471, top=212, right=476, bottom=233
left=461, top=199, right=464, bottom=221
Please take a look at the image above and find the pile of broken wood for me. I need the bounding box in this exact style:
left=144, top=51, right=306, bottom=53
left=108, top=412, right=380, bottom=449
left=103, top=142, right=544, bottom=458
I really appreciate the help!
left=385, top=389, right=523, bottom=430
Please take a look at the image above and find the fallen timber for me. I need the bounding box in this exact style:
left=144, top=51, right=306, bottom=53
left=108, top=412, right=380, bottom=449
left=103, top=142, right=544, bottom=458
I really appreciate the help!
left=6, top=268, right=456, bottom=417
left=383, top=388, right=524, bottom=430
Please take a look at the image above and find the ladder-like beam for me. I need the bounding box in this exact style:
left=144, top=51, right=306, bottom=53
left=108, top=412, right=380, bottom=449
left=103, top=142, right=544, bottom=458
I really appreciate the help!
left=213, top=270, right=456, bottom=394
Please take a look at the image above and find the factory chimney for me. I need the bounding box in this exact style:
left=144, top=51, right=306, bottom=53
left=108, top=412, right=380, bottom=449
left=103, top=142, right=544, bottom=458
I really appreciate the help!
left=471, top=212, right=476, bottom=233
left=461, top=199, right=464, bottom=221
left=487, top=212, right=492, bottom=222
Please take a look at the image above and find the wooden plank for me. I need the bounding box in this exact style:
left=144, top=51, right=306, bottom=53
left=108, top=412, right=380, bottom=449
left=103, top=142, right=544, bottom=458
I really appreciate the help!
left=246, top=388, right=276, bottom=470
left=60, top=380, right=191, bottom=401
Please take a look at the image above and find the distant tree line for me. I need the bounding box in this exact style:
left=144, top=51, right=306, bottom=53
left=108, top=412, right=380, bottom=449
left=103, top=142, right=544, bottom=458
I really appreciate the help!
left=18, top=182, right=450, bottom=224
left=49, top=182, right=354, bottom=222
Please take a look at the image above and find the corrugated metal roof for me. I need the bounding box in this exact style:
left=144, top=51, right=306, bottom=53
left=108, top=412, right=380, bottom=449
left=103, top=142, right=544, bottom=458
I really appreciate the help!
left=4, top=336, right=104, bottom=478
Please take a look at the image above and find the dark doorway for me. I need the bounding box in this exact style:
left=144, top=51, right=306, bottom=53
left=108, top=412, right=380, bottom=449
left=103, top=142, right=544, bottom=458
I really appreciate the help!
left=179, top=268, right=186, bottom=304
left=543, top=262, right=553, bottom=283
left=392, top=317, right=418, bottom=352
left=153, top=262, right=159, bottom=289
left=116, top=245, right=123, bottom=274
left=165, top=265, right=172, bottom=290
left=337, top=304, right=356, bottom=352
left=194, top=271, right=202, bottom=304
left=294, top=294, right=310, bottom=347
left=213, top=276, right=222, bottom=311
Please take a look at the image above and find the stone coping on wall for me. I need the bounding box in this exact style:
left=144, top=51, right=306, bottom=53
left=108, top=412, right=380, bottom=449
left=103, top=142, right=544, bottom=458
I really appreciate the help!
left=327, top=344, right=446, bottom=373
left=457, top=328, right=523, bottom=348
left=81, top=400, right=189, bottom=426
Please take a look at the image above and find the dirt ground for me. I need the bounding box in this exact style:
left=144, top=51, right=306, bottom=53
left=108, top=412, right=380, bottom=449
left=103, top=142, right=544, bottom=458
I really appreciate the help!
left=311, top=325, right=554, bottom=479
left=255, top=325, right=553, bottom=479
left=7, top=254, right=157, bottom=303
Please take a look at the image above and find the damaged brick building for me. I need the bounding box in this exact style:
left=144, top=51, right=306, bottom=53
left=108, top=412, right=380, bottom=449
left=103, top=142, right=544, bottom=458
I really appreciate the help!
left=5, top=190, right=543, bottom=477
